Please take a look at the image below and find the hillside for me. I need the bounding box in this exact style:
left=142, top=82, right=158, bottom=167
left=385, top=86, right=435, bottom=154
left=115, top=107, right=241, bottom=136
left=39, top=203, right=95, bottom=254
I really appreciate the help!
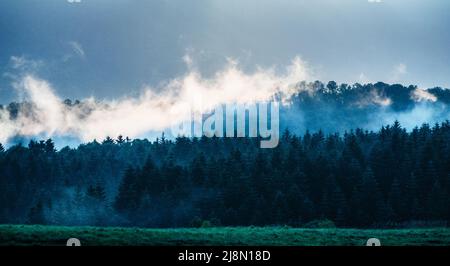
left=0, top=120, right=449, bottom=228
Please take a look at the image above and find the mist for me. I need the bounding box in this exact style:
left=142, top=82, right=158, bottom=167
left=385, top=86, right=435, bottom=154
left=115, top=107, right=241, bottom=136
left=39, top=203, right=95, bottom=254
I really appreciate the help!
left=0, top=57, right=310, bottom=146
left=1, top=57, right=449, bottom=149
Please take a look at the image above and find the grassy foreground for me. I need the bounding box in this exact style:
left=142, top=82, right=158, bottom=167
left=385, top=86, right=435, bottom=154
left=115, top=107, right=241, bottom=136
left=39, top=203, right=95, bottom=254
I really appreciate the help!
left=0, top=225, right=449, bottom=246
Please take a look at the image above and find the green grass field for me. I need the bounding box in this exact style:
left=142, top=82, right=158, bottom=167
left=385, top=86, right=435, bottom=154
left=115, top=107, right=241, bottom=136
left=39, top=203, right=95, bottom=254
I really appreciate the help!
left=1, top=225, right=449, bottom=246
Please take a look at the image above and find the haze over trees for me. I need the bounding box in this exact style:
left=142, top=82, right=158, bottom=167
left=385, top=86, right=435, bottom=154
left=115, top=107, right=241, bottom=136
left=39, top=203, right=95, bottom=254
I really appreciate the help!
left=1, top=81, right=450, bottom=145
left=0, top=121, right=449, bottom=228
left=0, top=82, right=449, bottom=228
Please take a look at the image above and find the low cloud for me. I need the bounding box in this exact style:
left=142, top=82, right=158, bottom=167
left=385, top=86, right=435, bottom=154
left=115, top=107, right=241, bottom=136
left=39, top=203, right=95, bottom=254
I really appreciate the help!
left=68, top=41, right=85, bottom=59
left=411, top=88, right=437, bottom=102
left=355, top=89, right=392, bottom=107
left=0, top=56, right=311, bottom=144
left=365, top=103, right=447, bottom=131
left=9, top=56, right=43, bottom=71
left=390, top=63, right=408, bottom=83
left=358, top=73, right=371, bottom=84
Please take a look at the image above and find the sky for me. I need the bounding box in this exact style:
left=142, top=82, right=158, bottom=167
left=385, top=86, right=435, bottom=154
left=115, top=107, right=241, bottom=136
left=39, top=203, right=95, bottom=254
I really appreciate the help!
left=0, top=0, right=449, bottom=104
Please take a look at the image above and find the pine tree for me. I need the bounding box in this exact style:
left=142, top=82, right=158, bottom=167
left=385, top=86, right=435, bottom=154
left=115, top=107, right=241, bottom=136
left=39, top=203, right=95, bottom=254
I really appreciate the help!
left=427, top=181, right=447, bottom=220
left=102, top=136, right=114, bottom=145
left=272, top=191, right=288, bottom=224
left=27, top=201, right=45, bottom=225
left=116, top=135, right=125, bottom=144
left=44, top=139, right=56, bottom=153
left=358, top=167, right=386, bottom=226
left=388, top=178, right=402, bottom=221
left=286, top=184, right=303, bottom=224
left=190, top=153, right=206, bottom=186
left=114, top=166, right=140, bottom=213
left=141, top=155, right=164, bottom=194
left=330, top=185, right=348, bottom=226
left=87, top=182, right=106, bottom=202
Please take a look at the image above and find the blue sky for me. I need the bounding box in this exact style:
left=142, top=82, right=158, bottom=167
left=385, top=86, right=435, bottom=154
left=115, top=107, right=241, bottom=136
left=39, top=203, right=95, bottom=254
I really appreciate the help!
left=1, top=0, right=449, bottom=103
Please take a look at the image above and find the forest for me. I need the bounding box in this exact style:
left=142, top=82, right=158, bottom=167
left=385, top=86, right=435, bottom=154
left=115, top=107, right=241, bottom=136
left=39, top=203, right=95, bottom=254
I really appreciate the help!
left=0, top=119, right=449, bottom=228
left=2, top=80, right=450, bottom=145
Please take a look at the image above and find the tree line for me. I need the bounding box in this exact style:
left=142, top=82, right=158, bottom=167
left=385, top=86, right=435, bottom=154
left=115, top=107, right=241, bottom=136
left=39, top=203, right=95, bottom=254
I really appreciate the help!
left=0, top=121, right=449, bottom=228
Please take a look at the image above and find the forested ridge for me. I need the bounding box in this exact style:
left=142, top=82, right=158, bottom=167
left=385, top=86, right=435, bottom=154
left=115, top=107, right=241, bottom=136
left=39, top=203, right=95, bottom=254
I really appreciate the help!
left=2, top=81, right=450, bottom=143
left=0, top=120, right=449, bottom=228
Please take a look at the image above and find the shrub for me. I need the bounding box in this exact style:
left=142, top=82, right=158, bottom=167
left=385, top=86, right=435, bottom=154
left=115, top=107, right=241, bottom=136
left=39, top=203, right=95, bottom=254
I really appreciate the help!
left=304, top=219, right=336, bottom=228
left=201, top=220, right=212, bottom=228
left=190, top=217, right=202, bottom=228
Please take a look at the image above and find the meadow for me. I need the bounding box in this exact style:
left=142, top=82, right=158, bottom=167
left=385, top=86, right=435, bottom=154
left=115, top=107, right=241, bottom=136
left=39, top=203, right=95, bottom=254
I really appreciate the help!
left=1, top=225, right=449, bottom=246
